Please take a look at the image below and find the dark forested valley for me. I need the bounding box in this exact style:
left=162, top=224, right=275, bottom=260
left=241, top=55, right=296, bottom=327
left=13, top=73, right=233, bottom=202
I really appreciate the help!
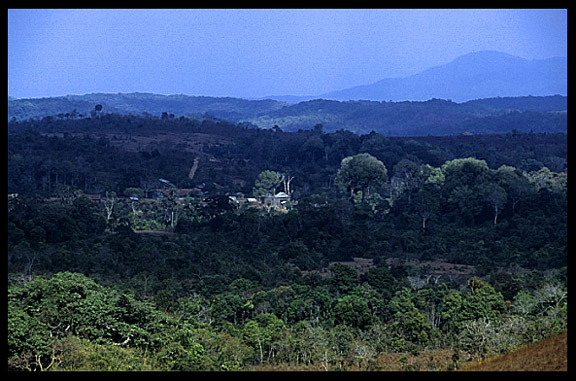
left=7, top=108, right=567, bottom=371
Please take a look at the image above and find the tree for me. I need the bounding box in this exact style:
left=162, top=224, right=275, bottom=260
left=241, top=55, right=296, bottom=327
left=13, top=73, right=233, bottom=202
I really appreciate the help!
left=392, top=159, right=421, bottom=204
left=462, top=279, right=507, bottom=325
left=412, top=187, right=439, bottom=231
left=458, top=317, right=529, bottom=360
left=527, top=167, right=567, bottom=194
left=279, top=172, right=295, bottom=195
left=366, top=267, right=396, bottom=299
left=253, top=170, right=282, bottom=198
left=300, top=135, right=325, bottom=162
left=242, top=313, right=286, bottom=365
left=330, top=264, right=360, bottom=294
left=441, top=157, right=489, bottom=192
left=71, top=196, right=106, bottom=237
left=8, top=272, right=120, bottom=369
left=102, top=191, right=117, bottom=230
left=333, top=295, right=374, bottom=329
left=447, top=185, right=483, bottom=225
left=203, top=195, right=238, bottom=219
left=335, top=153, right=388, bottom=203
left=388, top=288, right=432, bottom=351
left=91, top=104, right=103, bottom=118
left=159, top=187, right=180, bottom=229
left=495, top=165, right=532, bottom=214
left=482, top=183, right=507, bottom=225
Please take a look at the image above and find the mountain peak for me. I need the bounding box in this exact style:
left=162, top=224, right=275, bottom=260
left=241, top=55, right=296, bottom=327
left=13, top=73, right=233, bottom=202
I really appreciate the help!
left=452, top=50, right=524, bottom=61
left=319, top=51, right=566, bottom=102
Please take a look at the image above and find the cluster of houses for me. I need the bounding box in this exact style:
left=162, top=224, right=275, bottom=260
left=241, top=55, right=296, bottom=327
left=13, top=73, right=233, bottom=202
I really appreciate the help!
left=229, top=191, right=292, bottom=210
left=42, top=187, right=293, bottom=211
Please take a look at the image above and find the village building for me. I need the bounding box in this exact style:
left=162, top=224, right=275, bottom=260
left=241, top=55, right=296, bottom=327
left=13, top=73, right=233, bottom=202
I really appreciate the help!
left=86, top=193, right=102, bottom=202
left=262, top=191, right=291, bottom=209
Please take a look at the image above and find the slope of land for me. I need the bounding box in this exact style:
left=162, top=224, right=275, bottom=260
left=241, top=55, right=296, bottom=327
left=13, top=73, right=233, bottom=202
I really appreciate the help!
left=460, top=331, right=567, bottom=371
left=7, top=92, right=287, bottom=123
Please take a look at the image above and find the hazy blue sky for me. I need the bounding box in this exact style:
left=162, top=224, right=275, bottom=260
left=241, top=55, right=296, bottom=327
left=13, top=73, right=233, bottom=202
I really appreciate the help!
left=8, top=9, right=567, bottom=99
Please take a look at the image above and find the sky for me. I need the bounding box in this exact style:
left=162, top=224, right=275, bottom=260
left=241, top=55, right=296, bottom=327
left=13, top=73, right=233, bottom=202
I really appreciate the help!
left=8, top=9, right=568, bottom=99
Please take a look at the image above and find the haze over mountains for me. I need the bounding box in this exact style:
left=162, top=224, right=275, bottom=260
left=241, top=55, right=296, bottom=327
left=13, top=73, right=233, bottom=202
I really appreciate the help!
left=8, top=51, right=567, bottom=136
left=264, top=51, right=567, bottom=103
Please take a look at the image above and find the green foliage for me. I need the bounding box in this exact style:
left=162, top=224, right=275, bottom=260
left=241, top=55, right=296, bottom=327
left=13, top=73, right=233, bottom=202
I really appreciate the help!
left=7, top=112, right=566, bottom=370
left=333, top=295, right=375, bottom=329
left=253, top=170, right=282, bottom=198
left=7, top=266, right=567, bottom=371
left=330, top=264, right=360, bottom=294
left=336, top=153, right=388, bottom=202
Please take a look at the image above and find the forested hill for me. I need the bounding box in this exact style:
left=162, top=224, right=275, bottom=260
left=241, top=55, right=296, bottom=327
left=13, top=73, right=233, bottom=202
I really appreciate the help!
left=7, top=112, right=567, bottom=198
left=246, top=97, right=566, bottom=135
left=8, top=93, right=567, bottom=136
left=8, top=112, right=567, bottom=371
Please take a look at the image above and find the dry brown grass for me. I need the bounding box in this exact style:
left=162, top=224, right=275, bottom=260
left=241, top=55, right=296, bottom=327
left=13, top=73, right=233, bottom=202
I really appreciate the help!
left=376, top=349, right=455, bottom=371
left=460, top=331, right=567, bottom=372
left=241, top=333, right=568, bottom=372
left=248, top=349, right=457, bottom=371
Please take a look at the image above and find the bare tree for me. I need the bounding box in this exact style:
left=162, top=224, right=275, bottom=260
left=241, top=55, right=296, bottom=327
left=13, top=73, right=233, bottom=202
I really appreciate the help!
left=279, top=172, right=295, bottom=195
left=102, top=191, right=117, bottom=228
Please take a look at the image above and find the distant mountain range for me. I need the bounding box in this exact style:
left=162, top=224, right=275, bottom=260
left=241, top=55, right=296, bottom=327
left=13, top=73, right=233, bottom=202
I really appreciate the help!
left=262, top=51, right=567, bottom=103
left=8, top=51, right=567, bottom=136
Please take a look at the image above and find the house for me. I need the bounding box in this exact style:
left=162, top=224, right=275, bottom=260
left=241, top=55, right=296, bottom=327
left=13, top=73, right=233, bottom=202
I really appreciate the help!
left=86, top=193, right=102, bottom=202
left=262, top=192, right=291, bottom=209
left=175, top=188, right=194, bottom=199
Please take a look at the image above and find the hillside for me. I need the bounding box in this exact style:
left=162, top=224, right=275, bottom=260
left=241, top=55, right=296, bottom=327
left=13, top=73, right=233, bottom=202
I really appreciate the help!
left=319, top=51, right=567, bottom=102
left=244, top=97, right=567, bottom=135
left=461, top=331, right=567, bottom=371
left=7, top=113, right=567, bottom=371
left=8, top=93, right=567, bottom=136
left=8, top=92, right=286, bottom=123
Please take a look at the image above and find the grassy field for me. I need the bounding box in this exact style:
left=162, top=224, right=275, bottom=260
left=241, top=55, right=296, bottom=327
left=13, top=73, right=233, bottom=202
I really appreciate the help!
left=460, top=331, right=567, bottom=372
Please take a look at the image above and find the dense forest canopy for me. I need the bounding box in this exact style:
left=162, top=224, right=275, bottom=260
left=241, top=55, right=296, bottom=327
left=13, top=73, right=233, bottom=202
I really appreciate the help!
left=7, top=107, right=567, bottom=371
left=7, top=110, right=567, bottom=197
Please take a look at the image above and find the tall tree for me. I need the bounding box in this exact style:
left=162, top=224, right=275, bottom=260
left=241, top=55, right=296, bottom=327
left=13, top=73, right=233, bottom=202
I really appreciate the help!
left=392, top=159, right=421, bottom=204
left=253, top=170, right=282, bottom=198
left=495, top=165, right=532, bottom=215
left=335, top=153, right=388, bottom=203
left=482, top=183, right=507, bottom=225
left=412, top=187, right=439, bottom=231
